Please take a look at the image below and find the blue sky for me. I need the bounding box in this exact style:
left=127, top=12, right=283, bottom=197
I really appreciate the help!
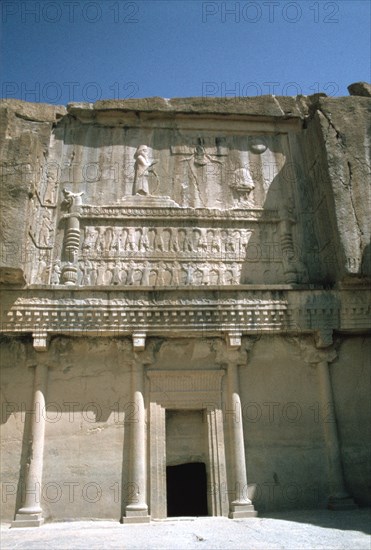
left=1, top=0, right=370, bottom=103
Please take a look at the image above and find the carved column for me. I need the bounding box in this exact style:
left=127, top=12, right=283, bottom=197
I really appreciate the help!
left=316, top=355, right=356, bottom=510
left=299, top=336, right=356, bottom=510
left=279, top=205, right=298, bottom=283
left=61, top=191, right=83, bottom=285
left=12, top=334, right=49, bottom=528
left=226, top=359, right=256, bottom=518
left=123, top=354, right=150, bottom=523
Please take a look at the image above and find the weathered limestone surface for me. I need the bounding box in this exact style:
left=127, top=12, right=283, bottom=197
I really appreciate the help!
left=0, top=87, right=370, bottom=524
left=0, top=100, right=66, bottom=284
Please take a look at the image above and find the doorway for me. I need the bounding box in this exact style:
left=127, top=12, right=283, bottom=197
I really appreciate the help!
left=166, top=462, right=208, bottom=517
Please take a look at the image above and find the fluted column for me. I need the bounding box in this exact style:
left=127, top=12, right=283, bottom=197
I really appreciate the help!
left=12, top=358, right=49, bottom=527
left=123, top=358, right=150, bottom=523
left=227, top=361, right=257, bottom=518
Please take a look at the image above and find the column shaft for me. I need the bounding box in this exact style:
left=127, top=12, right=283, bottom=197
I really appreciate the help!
left=317, top=360, right=356, bottom=509
left=123, top=361, right=150, bottom=523
left=12, top=363, right=48, bottom=528
left=227, top=363, right=256, bottom=518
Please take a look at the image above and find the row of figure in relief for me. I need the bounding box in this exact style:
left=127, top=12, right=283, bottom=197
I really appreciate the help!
left=82, top=226, right=252, bottom=256
left=77, top=259, right=242, bottom=286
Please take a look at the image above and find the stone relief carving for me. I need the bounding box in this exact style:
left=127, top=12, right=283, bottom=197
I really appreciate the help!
left=37, top=210, right=54, bottom=247
left=43, top=173, right=59, bottom=205
left=80, top=225, right=252, bottom=260
left=229, top=168, right=255, bottom=208
left=62, top=188, right=84, bottom=210
left=50, top=260, right=62, bottom=285
left=32, top=131, right=304, bottom=287
left=171, top=138, right=227, bottom=207
left=133, top=145, right=159, bottom=196
left=75, top=258, right=242, bottom=287
left=35, top=251, right=51, bottom=284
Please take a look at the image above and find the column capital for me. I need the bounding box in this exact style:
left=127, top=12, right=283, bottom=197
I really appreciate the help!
left=215, top=336, right=255, bottom=367
left=315, top=329, right=333, bottom=349
left=132, top=332, right=146, bottom=351
left=226, top=332, right=242, bottom=350
left=32, top=332, right=49, bottom=352
left=292, top=336, right=337, bottom=366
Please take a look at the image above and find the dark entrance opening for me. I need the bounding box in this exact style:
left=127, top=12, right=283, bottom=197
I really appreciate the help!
left=166, top=462, right=208, bottom=517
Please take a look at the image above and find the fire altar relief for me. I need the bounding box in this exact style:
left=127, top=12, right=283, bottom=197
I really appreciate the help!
left=32, top=136, right=306, bottom=287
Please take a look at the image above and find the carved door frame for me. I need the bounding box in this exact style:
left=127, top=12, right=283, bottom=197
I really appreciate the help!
left=147, top=369, right=228, bottom=519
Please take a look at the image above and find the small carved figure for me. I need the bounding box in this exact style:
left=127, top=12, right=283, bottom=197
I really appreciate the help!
left=38, top=210, right=54, bottom=247
left=230, top=168, right=255, bottom=208
left=185, top=264, right=194, bottom=285
left=184, top=229, right=194, bottom=252
left=95, top=227, right=105, bottom=254
left=139, top=227, right=150, bottom=252
left=80, top=259, right=92, bottom=285
left=177, top=229, right=187, bottom=252
left=89, top=263, right=98, bottom=285
left=110, top=227, right=122, bottom=253
left=169, top=228, right=180, bottom=253
left=210, top=267, right=220, bottom=285
left=35, top=252, right=49, bottom=284
left=119, top=228, right=128, bottom=252
left=104, top=227, right=114, bottom=253
left=126, top=227, right=136, bottom=252
left=105, top=263, right=113, bottom=285
left=154, top=229, right=165, bottom=252
left=198, top=229, right=208, bottom=254
left=50, top=260, right=61, bottom=285
left=44, top=174, right=58, bottom=204
left=171, top=261, right=181, bottom=285
left=111, top=261, right=122, bottom=285
left=141, top=261, right=151, bottom=286
left=211, top=232, right=221, bottom=254
left=96, top=261, right=106, bottom=285
left=200, top=263, right=210, bottom=285
left=120, top=266, right=128, bottom=285
left=192, top=229, right=201, bottom=251
left=181, top=139, right=224, bottom=168
left=161, top=229, right=171, bottom=252
left=83, top=227, right=97, bottom=254
left=157, top=261, right=167, bottom=286
left=126, top=261, right=135, bottom=285
left=215, top=264, right=224, bottom=285
left=133, top=145, right=159, bottom=196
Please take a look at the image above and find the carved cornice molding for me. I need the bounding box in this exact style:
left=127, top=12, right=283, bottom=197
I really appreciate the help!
left=1, top=289, right=369, bottom=338
left=78, top=205, right=280, bottom=222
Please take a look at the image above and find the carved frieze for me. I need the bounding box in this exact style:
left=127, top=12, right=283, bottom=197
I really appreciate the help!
left=2, top=290, right=369, bottom=337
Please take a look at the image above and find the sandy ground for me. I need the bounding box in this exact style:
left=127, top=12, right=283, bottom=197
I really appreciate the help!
left=1, top=509, right=371, bottom=549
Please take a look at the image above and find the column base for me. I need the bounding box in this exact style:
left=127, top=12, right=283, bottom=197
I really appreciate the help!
left=122, top=515, right=151, bottom=524
left=11, top=513, right=44, bottom=528
left=229, top=502, right=257, bottom=519
left=123, top=510, right=151, bottom=524
left=328, top=496, right=357, bottom=511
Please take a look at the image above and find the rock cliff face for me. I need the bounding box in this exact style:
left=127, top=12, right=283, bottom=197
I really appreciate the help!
left=0, top=88, right=370, bottom=524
